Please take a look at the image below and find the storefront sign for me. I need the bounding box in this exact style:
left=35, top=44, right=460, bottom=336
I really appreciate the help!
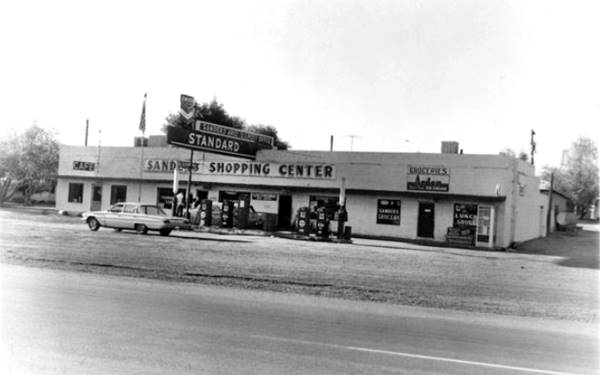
left=251, top=192, right=277, bottom=201
left=166, top=120, right=273, bottom=159
left=73, top=161, right=96, bottom=171
left=144, top=159, right=199, bottom=173
left=407, top=165, right=449, bottom=192
left=376, top=199, right=401, bottom=225
left=208, top=161, right=335, bottom=179
left=453, top=203, right=478, bottom=227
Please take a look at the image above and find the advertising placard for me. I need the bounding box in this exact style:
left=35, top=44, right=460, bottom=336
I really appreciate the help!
left=376, top=199, right=401, bottom=225
left=407, top=165, right=450, bottom=192
left=453, top=203, right=478, bottom=227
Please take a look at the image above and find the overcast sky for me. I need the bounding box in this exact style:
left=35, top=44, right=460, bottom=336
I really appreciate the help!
left=1, top=0, right=598, bottom=170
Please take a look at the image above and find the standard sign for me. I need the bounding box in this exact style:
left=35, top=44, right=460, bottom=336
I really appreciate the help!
left=166, top=120, right=274, bottom=159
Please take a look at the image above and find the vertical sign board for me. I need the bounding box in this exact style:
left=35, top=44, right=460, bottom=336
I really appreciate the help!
left=376, top=199, right=401, bottom=225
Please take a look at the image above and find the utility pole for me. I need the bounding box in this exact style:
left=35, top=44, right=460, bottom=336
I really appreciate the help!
left=84, top=119, right=89, bottom=146
left=546, top=172, right=554, bottom=236
left=530, top=129, right=536, bottom=166
left=185, top=150, right=194, bottom=219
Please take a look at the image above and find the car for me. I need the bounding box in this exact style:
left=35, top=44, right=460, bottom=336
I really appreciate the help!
left=82, top=202, right=190, bottom=236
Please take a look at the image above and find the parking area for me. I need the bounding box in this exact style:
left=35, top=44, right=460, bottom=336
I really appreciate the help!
left=1, top=208, right=598, bottom=322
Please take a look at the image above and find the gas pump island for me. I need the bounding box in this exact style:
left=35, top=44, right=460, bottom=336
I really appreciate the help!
left=166, top=94, right=350, bottom=241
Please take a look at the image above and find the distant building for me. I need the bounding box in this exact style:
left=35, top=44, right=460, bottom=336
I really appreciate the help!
left=539, top=182, right=574, bottom=232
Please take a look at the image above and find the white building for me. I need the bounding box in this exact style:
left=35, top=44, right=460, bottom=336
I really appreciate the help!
left=56, top=141, right=551, bottom=249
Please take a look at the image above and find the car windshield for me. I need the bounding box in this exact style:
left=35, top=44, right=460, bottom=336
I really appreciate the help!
left=141, top=205, right=167, bottom=216
left=109, top=204, right=123, bottom=213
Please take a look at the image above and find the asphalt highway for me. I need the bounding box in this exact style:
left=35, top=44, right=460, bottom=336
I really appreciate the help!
left=1, top=264, right=597, bottom=374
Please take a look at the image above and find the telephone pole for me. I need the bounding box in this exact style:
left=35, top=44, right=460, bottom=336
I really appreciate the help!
left=530, top=129, right=536, bottom=166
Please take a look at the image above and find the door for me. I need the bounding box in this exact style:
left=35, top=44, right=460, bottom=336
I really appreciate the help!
left=278, top=195, right=292, bottom=228
left=90, top=184, right=102, bottom=211
left=477, top=206, right=491, bottom=244
left=417, top=202, right=435, bottom=238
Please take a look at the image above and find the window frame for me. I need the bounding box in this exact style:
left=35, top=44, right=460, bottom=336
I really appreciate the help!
left=67, top=183, right=84, bottom=203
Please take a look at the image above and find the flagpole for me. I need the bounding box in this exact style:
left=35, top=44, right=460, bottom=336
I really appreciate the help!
left=138, top=93, right=147, bottom=203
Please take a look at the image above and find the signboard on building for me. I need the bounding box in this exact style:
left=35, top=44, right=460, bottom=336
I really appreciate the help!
left=73, top=161, right=96, bottom=171
left=376, top=199, right=401, bottom=225
left=453, top=203, right=478, bottom=227
left=143, top=159, right=335, bottom=179
left=144, top=159, right=199, bottom=173
left=208, top=161, right=335, bottom=179
left=166, top=120, right=274, bottom=160
left=407, top=166, right=450, bottom=192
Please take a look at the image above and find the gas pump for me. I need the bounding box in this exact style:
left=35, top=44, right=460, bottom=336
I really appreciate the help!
left=316, top=207, right=329, bottom=238
left=199, top=199, right=212, bottom=227
left=221, top=200, right=234, bottom=228
left=296, top=207, right=310, bottom=235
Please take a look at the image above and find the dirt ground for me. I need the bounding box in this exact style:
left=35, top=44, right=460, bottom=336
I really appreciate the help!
left=1, top=208, right=598, bottom=322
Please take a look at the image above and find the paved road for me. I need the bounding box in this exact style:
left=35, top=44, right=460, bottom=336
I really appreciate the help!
left=1, top=265, right=597, bottom=375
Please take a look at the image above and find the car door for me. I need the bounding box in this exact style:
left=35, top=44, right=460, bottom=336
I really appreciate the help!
left=120, top=204, right=139, bottom=229
left=102, top=204, right=122, bottom=227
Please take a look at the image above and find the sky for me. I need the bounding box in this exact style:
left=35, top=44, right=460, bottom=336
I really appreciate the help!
left=1, top=0, right=598, bottom=171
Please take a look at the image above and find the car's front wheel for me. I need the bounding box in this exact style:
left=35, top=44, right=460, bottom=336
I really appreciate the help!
left=159, top=229, right=172, bottom=236
left=135, top=224, right=148, bottom=234
left=87, top=217, right=100, bottom=231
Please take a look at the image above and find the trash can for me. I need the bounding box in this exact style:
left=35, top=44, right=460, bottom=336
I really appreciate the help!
left=263, top=213, right=278, bottom=232
left=344, top=226, right=352, bottom=240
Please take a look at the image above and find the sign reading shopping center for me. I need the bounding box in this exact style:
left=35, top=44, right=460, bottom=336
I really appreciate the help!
left=145, top=159, right=335, bottom=179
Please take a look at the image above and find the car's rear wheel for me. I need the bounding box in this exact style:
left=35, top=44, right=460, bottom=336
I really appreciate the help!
left=135, top=224, right=148, bottom=234
left=159, top=229, right=172, bottom=236
left=87, top=217, right=100, bottom=231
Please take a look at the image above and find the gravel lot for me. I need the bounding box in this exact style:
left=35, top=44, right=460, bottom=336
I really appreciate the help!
left=1, top=208, right=598, bottom=322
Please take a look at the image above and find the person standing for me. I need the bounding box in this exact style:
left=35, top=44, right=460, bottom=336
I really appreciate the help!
left=176, top=191, right=184, bottom=217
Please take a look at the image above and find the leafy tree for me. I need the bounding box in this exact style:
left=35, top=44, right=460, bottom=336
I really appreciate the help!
left=247, top=124, right=290, bottom=150
left=499, top=148, right=516, bottom=158
left=518, top=151, right=529, bottom=162
left=541, top=137, right=599, bottom=218
left=162, top=98, right=289, bottom=150
left=0, top=125, right=59, bottom=205
left=499, top=148, right=529, bottom=162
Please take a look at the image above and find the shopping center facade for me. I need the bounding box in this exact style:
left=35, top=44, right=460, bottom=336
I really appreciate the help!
left=56, top=141, right=550, bottom=248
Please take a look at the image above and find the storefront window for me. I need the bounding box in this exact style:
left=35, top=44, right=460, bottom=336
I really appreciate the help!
left=110, top=185, right=127, bottom=205
left=157, top=188, right=174, bottom=209
left=68, top=183, right=84, bottom=203
left=376, top=199, right=401, bottom=225
left=309, top=195, right=339, bottom=220
left=218, top=191, right=248, bottom=202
